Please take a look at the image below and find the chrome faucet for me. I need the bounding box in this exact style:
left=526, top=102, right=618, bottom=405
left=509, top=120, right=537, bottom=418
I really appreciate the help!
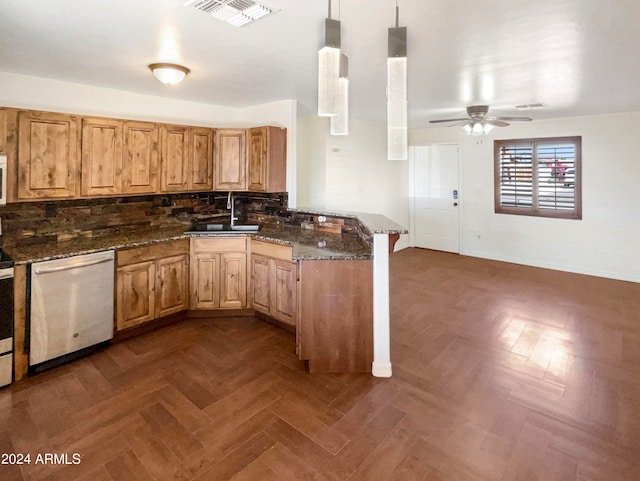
left=226, top=192, right=238, bottom=226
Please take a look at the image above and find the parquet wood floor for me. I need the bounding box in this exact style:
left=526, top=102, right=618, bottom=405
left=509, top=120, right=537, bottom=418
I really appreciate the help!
left=2, top=248, right=640, bottom=480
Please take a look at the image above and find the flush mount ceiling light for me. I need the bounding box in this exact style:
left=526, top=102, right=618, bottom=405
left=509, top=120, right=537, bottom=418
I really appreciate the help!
left=387, top=1, right=408, bottom=160
left=185, top=0, right=277, bottom=27
left=148, top=63, right=191, bottom=85
left=318, top=0, right=341, bottom=117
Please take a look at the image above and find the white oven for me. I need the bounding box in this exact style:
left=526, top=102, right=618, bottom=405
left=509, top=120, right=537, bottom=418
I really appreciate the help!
left=0, top=154, right=7, bottom=205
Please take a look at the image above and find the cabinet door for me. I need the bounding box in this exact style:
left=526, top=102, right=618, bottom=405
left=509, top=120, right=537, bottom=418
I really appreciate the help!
left=190, top=253, right=220, bottom=309
left=116, top=261, right=156, bottom=331
left=81, top=118, right=123, bottom=196
left=18, top=111, right=79, bottom=199
left=156, top=254, right=189, bottom=318
left=189, top=127, right=214, bottom=191
left=123, top=121, right=159, bottom=194
left=249, top=126, right=286, bottom=193
left=248, top=127, right=267, bottom=191
left=0, top=108, right=7, bottom=154
left=220, top=252, right=247, bottom=308
left=214, top=129, right=247, bottom=191
left=271, top=259, right=297, bottom=326
left=161, top=124, right=188, bottom=192
left=250, top=254, right=271, bottom=314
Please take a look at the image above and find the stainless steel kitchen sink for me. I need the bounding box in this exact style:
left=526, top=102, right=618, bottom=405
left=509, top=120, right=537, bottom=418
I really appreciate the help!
left=187, top=224, right=261, bottom=233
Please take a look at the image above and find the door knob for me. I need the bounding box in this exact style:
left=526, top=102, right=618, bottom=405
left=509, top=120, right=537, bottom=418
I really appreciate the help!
left=453, top=202, right=458, bottom=206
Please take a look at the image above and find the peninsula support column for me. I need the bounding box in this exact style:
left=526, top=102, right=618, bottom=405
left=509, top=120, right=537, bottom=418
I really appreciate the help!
left=372, top=233, right=392, bottom=377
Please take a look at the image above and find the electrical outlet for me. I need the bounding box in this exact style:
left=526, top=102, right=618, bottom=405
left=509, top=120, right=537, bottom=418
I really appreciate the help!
left=318, top=215, right=327, bottom=223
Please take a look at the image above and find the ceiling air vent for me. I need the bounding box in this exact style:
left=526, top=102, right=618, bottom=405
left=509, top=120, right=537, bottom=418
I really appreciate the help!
left=515, top=103, right=547, bottom=110
left=184, top=0, right=277, bottom=27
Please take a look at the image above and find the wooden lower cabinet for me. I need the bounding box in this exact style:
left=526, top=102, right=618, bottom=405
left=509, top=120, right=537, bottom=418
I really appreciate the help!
left=249, top=240, right=297, bottom=327
left=250, top=254, right=271, bottom=314
left=220, top=252, right=247, bottom=308
left=297, top=259, right=373, bottom=373
left=116, top=239, right=189, bottom=331
left=190, top=253, right=219, bottom=309
left=190, top=237, right=247, bottom=310
left=250, top=254, right=297, bottom=326
left=116, top=261, right=156, bottom=330
left=156, top=254, right=189, bottom=318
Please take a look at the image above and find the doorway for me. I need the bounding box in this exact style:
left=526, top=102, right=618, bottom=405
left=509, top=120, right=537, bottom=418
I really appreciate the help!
left=410, top=144, right=460, bottom=253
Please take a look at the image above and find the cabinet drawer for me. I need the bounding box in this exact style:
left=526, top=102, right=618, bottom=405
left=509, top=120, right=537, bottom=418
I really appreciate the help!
left=117, top=239, right=189, bottom=266
left=191, top=236, right=247, bottom=253
left=250, top=239, right=292, bottom=260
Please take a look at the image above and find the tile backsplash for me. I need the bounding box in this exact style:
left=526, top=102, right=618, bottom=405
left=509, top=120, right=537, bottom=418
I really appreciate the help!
left=0, top=191, right=372, bottom=248
left=0, top=193, right=286, bottom=247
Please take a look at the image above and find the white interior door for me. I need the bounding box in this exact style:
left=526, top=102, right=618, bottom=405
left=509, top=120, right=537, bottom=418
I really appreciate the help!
left=411, top=145, right=460, bottom=253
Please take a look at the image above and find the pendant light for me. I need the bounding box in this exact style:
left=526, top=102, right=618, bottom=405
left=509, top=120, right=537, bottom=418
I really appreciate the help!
left=318, top=0, right=341, bottom=117
left=330, top=53, right=349, bottom=135
left=387, top=1, right=408, bottom=160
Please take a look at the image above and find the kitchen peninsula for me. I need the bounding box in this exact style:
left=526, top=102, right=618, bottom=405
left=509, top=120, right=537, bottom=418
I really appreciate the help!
left=0, top=104, right=406, bottom=384
left=4, top=203, right=407, bottom=382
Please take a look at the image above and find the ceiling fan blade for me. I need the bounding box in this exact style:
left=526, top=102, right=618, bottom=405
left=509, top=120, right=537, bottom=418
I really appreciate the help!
left=487, top=120, right=510, bottom=127
left=490, top=116, right=532, bottom=122
left=429, top=118, right=469, bottom=124
left=447, top=121, right=471, bottom=127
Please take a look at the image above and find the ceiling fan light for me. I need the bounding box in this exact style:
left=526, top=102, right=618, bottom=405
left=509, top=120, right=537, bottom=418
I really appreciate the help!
left=471, top=122, right=484, bottom=135
left=462, top=123, right=473, bottom=135
left=149, top=63, right=190, bottom=85
left=482, top=123, right=494, bottom=134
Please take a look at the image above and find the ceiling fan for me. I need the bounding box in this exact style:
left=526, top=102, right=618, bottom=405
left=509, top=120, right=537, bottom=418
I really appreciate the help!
left=429, top=105, right=532, bottom=135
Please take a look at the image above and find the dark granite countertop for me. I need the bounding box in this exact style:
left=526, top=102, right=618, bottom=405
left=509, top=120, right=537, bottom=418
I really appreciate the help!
left=289, top=207, right=409, bottom=234
left=5, top=224, right=372, bottom=265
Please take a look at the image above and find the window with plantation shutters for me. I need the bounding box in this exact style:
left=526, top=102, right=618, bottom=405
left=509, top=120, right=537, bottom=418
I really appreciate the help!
left=494, top=136, right=582, bottom=219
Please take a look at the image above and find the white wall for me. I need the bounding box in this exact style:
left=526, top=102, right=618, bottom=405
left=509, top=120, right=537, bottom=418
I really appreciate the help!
left=410, top=112, right=640, bottom=283
left=0, top=71, right=298, bottom=200
left=296, top=116, right=410, bottom=250
left=296, top=116, right=327, bottom=208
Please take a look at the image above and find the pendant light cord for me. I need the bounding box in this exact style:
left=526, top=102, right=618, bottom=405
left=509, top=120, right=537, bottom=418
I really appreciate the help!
left=395, top=1, right=399, bottom=27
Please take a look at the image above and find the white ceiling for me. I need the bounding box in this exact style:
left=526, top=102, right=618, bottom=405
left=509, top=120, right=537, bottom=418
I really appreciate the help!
left=1, top=0, right=640, bottom=127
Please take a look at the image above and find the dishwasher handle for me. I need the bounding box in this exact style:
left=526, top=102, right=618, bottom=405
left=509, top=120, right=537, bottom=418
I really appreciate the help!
left=34, top=256, right=113, bottom=275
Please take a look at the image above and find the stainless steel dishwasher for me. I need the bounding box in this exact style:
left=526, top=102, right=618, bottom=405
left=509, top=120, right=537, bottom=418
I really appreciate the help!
left=29, top=250, right=115, bottom=373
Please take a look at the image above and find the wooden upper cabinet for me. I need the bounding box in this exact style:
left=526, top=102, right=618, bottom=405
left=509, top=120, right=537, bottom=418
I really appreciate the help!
left=248, top=126, right=287, bottom=192
left=81, top=118, right=123, bottom=196
left=17, top=110, right=79, bottom=199
left=161, top=124, right=189, bottom=192
left=215, top=129, right=247, bottom=191
left=161, top=125, right=213, bottom=192
left=0, top=108, right=17, bottom=202
left=189, top=127, right=214, bottom=191
left=123, top=121, right=158, bottom=194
